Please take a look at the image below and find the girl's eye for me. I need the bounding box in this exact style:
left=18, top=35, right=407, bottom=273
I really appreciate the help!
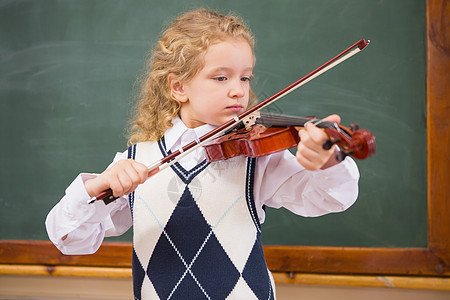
left=215, top=76, right=227, bottom=82
left=241, top=77, right=251, bottom=82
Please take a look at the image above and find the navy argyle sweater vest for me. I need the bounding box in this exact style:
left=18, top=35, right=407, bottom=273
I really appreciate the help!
left=128, top=140, right=275, bottom=299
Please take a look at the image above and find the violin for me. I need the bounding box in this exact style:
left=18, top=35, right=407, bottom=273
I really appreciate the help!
left=204, top=114, right=375, bottom=162
left=91, top=39, right=372, bottom=205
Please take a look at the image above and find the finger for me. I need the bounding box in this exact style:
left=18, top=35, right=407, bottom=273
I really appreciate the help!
left=123, top=166, right=143, bottom=194
left=322, top=114, right=341, bottom=124
left=132, top=161, right=150, bottom=183
left=298, top=128, right=307, bottom=140
left=297, top=141, right=321, bottom=160
left=124, top=162, right=149, bottom=193
left=108, top=173, right=125, bottom=198
left=121, top=167, right=135, bottom=193
left=298, top=129, right=335, bottom=170
left=125, top=161, right=144, bottom=182
left=298, top=127, right=313, bottom=144
left=301, top=125, right=329, bottom=151
left=299, top=129, right=320, bottom=155
left=98, top=160, right=132, bottom=197
left=297, top=143, right=334, bottom=171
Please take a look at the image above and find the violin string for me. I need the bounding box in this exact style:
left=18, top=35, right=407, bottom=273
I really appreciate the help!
left=257, top=113, right=336, bottom=128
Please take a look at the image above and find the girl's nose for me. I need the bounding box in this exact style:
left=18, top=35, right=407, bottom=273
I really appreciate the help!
left=228, top=79, right=245, bottom=98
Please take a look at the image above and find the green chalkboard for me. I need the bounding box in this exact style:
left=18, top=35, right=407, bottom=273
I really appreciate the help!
left=0, top=0, right=426, bottom=247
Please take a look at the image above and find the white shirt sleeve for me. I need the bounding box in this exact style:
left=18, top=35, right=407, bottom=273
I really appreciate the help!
left=253, top=150, right=360, bottom=223
left=45, top=152, right=132, bottom=255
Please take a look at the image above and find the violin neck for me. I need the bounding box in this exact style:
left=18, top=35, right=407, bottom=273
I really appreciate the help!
left=255, top=113, right=335, bottom=129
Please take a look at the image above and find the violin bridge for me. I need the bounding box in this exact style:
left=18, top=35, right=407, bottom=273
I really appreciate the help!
left=241, top=111, right=261, bottom=129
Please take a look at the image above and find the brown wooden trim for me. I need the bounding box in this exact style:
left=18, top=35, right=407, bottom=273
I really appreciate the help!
left=2, top=265, right=450, bottom=291
left=0, top=0, right=448, bottom=278
left=0, top=240, right=132, bottom=268
left=0, top=264, right=132, bottom=278
left=427, top=0, right=450, bottom=266
left=264, top=246, right=448, bottom=276
left=271, top=272, right=450, bottom=291
left=1, top=240, right=449, bottom=276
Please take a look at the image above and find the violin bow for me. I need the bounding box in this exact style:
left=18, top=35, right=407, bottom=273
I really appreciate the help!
left=92, top=38, right=370, bottom=204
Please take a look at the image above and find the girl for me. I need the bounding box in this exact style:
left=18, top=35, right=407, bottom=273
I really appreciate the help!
left=46, top=9, right=359, bottom=300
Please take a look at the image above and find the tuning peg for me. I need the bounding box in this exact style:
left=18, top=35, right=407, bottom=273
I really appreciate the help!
left=322, top=139, right=340, bottom=150
left=335, top=150, right=351, bottom=162
left=349, top=123, right=359, bottom=132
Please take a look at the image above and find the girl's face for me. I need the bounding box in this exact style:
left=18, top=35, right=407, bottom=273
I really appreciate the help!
left=175, top=38, right=254, bottom=128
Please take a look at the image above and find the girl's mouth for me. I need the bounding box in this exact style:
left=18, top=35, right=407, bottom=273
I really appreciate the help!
left=227, top=105, right=243, bottom=113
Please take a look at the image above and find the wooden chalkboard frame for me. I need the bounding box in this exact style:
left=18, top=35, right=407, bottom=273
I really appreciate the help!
left=1, top=0, right=448, bottom=278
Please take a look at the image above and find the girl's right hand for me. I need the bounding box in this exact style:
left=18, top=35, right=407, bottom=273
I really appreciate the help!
left=84, top=159, right=149, bottom=198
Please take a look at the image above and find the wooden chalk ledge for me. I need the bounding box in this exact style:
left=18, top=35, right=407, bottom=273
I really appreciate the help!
left=1, top=264, right=449, bottom=291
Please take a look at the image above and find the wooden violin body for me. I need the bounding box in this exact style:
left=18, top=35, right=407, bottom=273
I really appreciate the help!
left=204, top=116, right=375, bottom=162
left=204, top=124, right=300, bottom=162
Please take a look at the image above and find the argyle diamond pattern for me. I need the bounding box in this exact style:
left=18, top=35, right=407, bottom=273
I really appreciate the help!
left=147, top=186, right=240, bottom=299
left=242, top=238, right=274, bottom=300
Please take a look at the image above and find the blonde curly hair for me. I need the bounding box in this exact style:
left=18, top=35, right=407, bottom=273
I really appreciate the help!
left=127, top=9, right=257, bottom=144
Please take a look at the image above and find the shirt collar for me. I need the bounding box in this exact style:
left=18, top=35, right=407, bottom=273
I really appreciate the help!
left=164, top=116, right=216, bottom=151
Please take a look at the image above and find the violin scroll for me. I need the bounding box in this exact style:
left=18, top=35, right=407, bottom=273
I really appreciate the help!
left=323, top=124, right=375, bottom=162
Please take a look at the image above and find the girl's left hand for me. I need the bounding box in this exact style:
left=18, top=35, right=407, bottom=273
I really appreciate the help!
left=296, top=114, right=341, bottom=171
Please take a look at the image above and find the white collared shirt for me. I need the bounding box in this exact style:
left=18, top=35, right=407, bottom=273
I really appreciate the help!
left=46, top=117, right=359, bottom=255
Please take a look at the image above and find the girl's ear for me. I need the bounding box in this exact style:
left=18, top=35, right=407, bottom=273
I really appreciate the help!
left=168, top=73, right=188, bottom=103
